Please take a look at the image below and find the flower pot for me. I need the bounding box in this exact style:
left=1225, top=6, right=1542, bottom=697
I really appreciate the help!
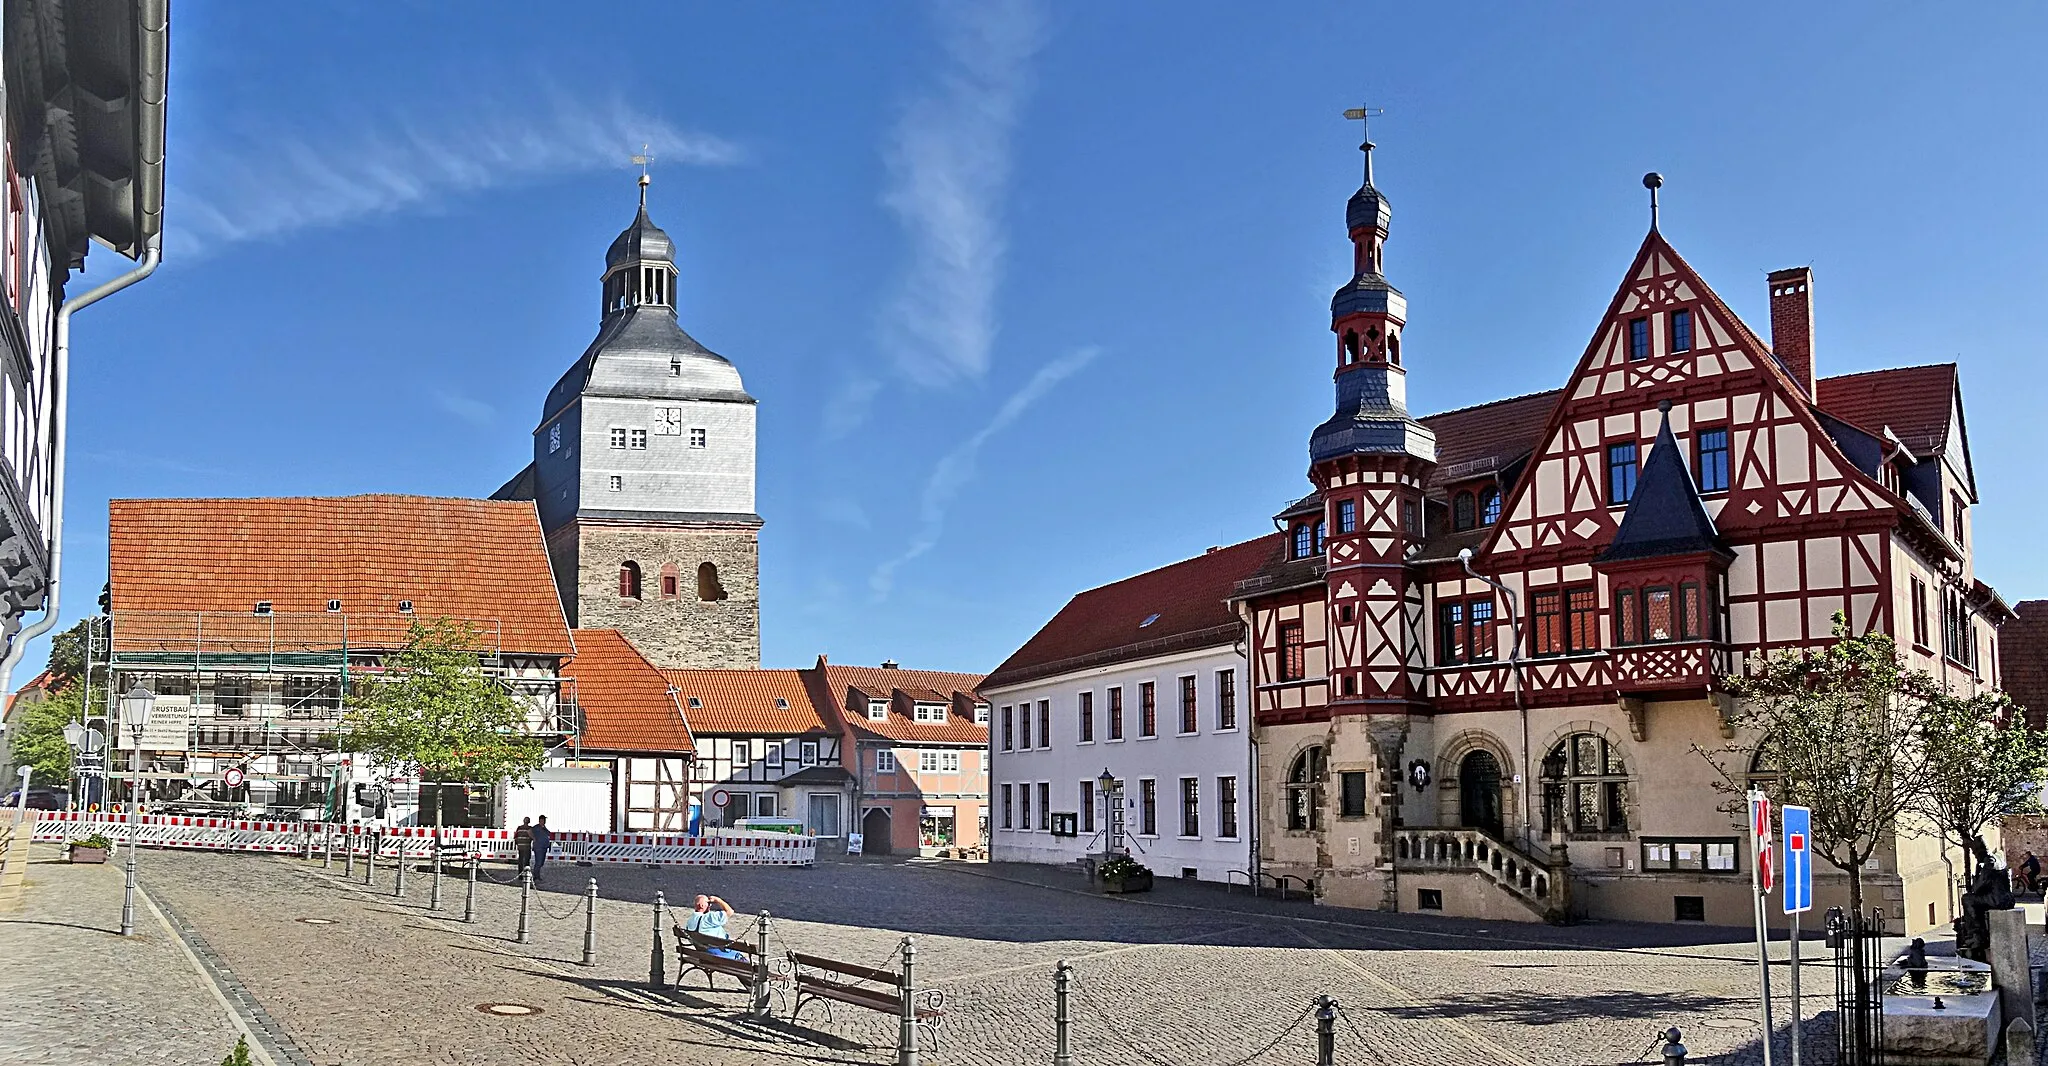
left=67, top=845, right=109, bottom=864
left=1102, top=870, right=1153, bottom=893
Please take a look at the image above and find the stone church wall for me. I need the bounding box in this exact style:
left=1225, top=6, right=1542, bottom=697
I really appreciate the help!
left=575, top=524, right=760, bottom=669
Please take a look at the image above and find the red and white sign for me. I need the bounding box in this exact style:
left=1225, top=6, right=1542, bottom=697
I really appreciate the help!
left=707, top=788, right=731, bottom=809
left=222, top=766, right=246, bottom=789
left=1748, top=790, right=1774, bottom=894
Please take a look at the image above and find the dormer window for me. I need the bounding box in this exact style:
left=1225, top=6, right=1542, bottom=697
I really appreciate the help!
left=1480, top=488, right=1501, bottom=526
left=913, top=703, right=946, bottom=723
left=1453, top=492, right=1476, bottom=531
left=867, top=699, right=887, bottom=721
left=670, top=356, right=683, bottom=376
left=1293, top=524, right=1313, bottom=559
left=973, top=704, right=989, bottom=724
left=687, top=696, right=703, bottom=709
left=397, top=600, right=414, bottom=614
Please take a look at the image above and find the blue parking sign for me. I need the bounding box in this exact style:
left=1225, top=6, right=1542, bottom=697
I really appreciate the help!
left=1782, top=804, right=1813, bottom=914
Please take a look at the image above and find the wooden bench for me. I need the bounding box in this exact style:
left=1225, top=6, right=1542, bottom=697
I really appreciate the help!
left=672, top=926, right=767, bottom=996
left=786, top=950, right=945, bottom=1040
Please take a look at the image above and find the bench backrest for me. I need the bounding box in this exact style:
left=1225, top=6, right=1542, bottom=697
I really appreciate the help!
left=789, top=951, right=902, bottom=988
left=676, top=927, right=760, bottom=959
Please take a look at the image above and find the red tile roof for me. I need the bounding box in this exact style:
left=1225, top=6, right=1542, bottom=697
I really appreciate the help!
left=1417, top=389, right=1564, bottom=491
left=984, top=534, right=1278, bottom=690
left=562, top=629, right=693, bottom=753
left=658, top=667, right=832, bottom=735
left=2002, top=600, right=2048, bottom=731
left=817, top=662, right=987, bottom=745
left=107, top=495, right=574, bottom=655
left=1815, top=364, right=1958, bottom=457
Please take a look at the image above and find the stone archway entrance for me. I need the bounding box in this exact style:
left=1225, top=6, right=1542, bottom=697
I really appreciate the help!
left=1459, top=750, right=1504, bottom=836
left=861, top=808, right=893, bottom=855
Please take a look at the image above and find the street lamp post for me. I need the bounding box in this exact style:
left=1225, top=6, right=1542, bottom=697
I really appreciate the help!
left=1095, top=768, right=1118, bottom=861
left=118, top=685, right=155, bottom=937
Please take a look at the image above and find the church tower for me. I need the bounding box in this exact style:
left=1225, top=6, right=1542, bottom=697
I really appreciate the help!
left=497, top=175, right=762, bottom=669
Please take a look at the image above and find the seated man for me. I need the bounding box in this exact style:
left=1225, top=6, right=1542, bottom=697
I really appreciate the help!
left=681, top=893, right=743, bottom=960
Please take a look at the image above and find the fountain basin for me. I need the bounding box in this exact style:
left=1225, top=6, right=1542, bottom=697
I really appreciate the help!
left=1881, top=958, right=2000, bottom=1066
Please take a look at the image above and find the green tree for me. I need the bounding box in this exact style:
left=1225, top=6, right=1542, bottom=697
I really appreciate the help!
left=7, top=682, right=82, bottom=787
left=339, top=618, right=546, bottom=831
left=1698, top=615, right=1945, bottom=914
left=1916, top=687, right=2048, bottom=882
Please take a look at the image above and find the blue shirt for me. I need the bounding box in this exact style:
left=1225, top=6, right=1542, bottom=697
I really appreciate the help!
left=684, top=908, right=729, bottom=940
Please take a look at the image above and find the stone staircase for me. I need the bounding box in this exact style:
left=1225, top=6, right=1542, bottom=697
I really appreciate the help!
left=1391, top=826, right=1569, bottom=923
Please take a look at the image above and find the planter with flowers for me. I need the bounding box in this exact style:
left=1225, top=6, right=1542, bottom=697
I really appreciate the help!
left=1099, top=854, right=1153, bottom=894
left=67, top=833, right=113, bottom=864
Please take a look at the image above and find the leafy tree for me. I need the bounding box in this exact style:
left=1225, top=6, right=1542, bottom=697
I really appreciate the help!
left=1699, top=615, right=1945, bottom=914
left=1916, top=688, right=2048, bottom=882
left=7, top=682, right=82, bottom=788
left=339, top=618, right=545, bottom=831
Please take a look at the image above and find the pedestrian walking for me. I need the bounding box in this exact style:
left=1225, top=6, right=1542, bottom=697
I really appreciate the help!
left=513, top=817, right=534, bottom=876
left=531, top=815, right=553, bottom=884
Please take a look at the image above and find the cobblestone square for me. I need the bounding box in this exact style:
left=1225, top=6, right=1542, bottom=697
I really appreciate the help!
left=62, top=849, right=1862, bottom=1066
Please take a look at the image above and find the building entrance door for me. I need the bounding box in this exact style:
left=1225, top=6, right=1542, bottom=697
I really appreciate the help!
left=861, top=808, right=893, bottom=855
left=1459, top=751, right=1503, bottom=836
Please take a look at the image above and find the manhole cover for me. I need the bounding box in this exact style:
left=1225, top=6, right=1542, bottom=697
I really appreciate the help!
left=477, top=1003, right=542, bottom=1017
left=1702, top=1017, right=1756, bottom=1030
left=295, top=918, right=337, bottom=925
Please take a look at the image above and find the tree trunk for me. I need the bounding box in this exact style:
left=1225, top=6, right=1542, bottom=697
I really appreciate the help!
left=1848, top=864, right=1864, bottom=919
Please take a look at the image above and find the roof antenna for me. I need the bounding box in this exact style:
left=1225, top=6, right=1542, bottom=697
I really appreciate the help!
left=1344, top=105, right=1384, bottom=184
left=632, top=143, right=654, bottom=210
left=1643, top=172, right=1663, bottom=230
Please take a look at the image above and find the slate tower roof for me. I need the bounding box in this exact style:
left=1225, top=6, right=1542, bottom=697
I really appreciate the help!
left=1598, top=405, right=1729, bottom=563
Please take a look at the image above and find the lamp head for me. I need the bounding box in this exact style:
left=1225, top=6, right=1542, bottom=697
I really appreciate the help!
left=120, top=685, right=157, bottom=734
left=1097, top=768, right=1116, bottom=792
left=1458, top=548, right=1473, bottom=562
left=62, top=721, right=84, bottom=747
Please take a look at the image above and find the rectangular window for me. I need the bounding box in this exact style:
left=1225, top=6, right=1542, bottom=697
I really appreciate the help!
left=1037, top=700, right=1050, bottom=748
left=1608, top=441, right=1639, bottom=504
left=628, top=428, right=647, bottom=450
left=1567, top=587, right=1599, bottom=652
left=765, top=743, right=784, bottom=768
left=1616, top=589, right=1638, bottom=645
left=919, top=750, right=940, bottom=773
left=1952, top=496, right=1967, bottom=549
left=1438, top=601, right=1466, bottom=665
left=1180, top=778, right=1201, bottom=837
left=1696, top=427, right=1729, bottom=493
left=609, top=427, right=628, bottom=449
left=1670, top=309, right=1693, bottom=353
left=1531, top=590, right=1564, bottom=656
left=1911, top=579, right=1929, bottom=647
left=1001, top=706, right=1013, bottom=751
left=1001, top=784, right=1013, bottom=828
left=876, top=749, right=896, bottom=773
left=943, top=751, right=962, bottom=773
left=1469, top=599, right=1495, bottom=661
left=1179, top=676, right=1198, bottom=734
left=1337, top=499, right=1357, bottom=534
left=1218, top=776, right=1239, bottom=838
left=689, top=427, right=707, bottom=449
left=1279, top=621, right=1306, bottom=681
left=1642, top=838, right=1741, bottom=873
left=1339, top=772, right=1369, bottom=817
left=608, top=475, right=623, bottom=492
left=1037, top=783, right=1050, bottom=831
left=1078, top=691, right=1094, bottom=742
left=1628, top=316, right=1651, bottom=360
left=1108, top=687, right=1124, bottom=741
left=1402, top=499, right=1418, bottom=536
left=1139, top=779, right=1157, bottom=836
left=1079, top=781, right=1094, bottom=833
left=1139, top=682, right=1156, bottom=737
left=1644, top=587, right=1674, bottom=642
left=1216, top=670, right=1237, bottom=730
left=800, top=741, right=818, bottom=767
left=1679, top=582, right=1702, bottom=640
left=1019, top=781, right=1032, bottom=830
left=1418, top=889, right=1445, bottom=911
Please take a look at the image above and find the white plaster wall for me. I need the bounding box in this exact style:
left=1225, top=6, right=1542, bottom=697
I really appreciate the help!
left=580, top=395, right=756, bottom=515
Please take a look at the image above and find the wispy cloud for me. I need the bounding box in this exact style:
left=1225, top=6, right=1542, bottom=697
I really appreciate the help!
left=434, top=391, right=495, bottom=427
left=876, top=0, right=1047, bottom=391
left=78, top=449, right=232, bottom=478
left=166, top=91, right=738, bottom=258
left=819, top=498, right=872, bottom=531
left=869, top=346, right=1099, bottom=600
left=821, top=376, right=882, bottom=441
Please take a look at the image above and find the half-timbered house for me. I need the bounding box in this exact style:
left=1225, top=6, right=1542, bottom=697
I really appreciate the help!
left=814, top=661, right=988, bottom=856
left=555, top=628, right=694, bottom=832
left=1231, top=146, right=2012, bottom=930
left=659, top=667, right=850, bottom=846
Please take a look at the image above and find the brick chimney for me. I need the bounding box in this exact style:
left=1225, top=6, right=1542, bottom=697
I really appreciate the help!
left=1767, top=267, right=1815, bottom=397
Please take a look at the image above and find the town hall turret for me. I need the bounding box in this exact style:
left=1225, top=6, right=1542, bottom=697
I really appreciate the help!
left=495, top=174, right=762, bottom=669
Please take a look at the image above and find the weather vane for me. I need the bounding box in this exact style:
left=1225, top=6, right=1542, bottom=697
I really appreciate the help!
left=1343, top=105, right=1384, bottom=183
left=631, top=143, right=654, bottom=206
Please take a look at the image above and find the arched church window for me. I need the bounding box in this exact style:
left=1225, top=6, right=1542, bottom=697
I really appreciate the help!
left=1286, top=746, right=1325, bottom=831
left=1542, top=733, right=1629, bottom=835
left=1480, top=488, right=1501, bottom=526
left=698, top=562, right=728, bottom=602
left=1387, top=333, right=1401, bottom=366
left=619, top=561, right=642, bottom=600
left=1453, top=492, right=1476, bottom=531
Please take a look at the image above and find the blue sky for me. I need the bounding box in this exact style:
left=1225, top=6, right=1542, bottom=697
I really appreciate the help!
left=42, top=3, right=2048, bottom=676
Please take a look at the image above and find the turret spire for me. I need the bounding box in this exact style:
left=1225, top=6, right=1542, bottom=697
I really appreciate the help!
left=1343, top=105, right=1383, bottom=186
left=633, top=144, right=654, bottom=211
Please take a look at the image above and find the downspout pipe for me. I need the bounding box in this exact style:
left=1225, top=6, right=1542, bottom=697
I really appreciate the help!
left=0, top=240, right=163, bottom=705
left=1458, top=547, right=1530, bottom=847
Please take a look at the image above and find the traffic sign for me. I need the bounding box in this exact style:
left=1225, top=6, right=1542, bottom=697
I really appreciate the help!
left=708, top=788, right=731, bottom=809
left=1748, top=790, right=1774, bottom=894
left=1782, top=804, right=1813, bottom=914
left=223, top=766, right=246, bottom=789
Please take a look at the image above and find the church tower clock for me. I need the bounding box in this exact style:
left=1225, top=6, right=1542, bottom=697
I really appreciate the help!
left=495, top=174, right=762, bottom=669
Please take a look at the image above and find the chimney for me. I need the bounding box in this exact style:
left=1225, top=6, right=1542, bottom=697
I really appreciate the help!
left=880, top=659, right=899, bottom=670
left=1767, top=267, right=1815, bottom=397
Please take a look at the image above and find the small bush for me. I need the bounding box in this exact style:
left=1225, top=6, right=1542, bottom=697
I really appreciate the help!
left=220, top=1036, right=251, bottom=1066
left=68, top=833, right=113, bottom=850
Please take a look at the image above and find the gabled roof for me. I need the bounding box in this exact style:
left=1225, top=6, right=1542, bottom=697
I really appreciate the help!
left=658, top=668, right=832, bottom=735
left=986, top=534, right=1279, bottom=689
left=818, top=662, right=987, bottom=745
left=562, top=629, right=693, bottom=753
left=1417, top=389, right=1563, bottom=491
left=1598, top=408, right=1728, bottom=563
left=106, top=495, right=575, bottom=655
left=1815, top=364, right=1959, bottom=458
left=2001, top=600, right=2048, bottom=731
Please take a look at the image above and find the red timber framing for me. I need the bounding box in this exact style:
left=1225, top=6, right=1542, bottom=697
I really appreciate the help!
left=1247, top=586, right=1329, bottom=726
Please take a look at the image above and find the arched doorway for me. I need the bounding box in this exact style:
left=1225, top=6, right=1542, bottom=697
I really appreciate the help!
left=1459, top=750, right=1503, bottom=836
left=861, top=808, right=893, bottom=855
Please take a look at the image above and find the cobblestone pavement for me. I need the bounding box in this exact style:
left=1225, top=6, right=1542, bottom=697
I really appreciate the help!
left=0, top=841, right=246, bottom=1065
left=127, top=850, right=1856, bottom=1066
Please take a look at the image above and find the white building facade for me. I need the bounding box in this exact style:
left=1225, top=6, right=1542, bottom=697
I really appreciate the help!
left=984, top=536, right=1277, bottom=884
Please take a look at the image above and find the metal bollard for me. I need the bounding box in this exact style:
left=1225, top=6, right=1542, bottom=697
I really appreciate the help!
left=322, top=825, right=333, bottom=868
left=464, top=852, right=478, bottom=923
left=302, top=825, right=314, bottom=860
left=430, top=840, right=444, bottom=911
left=344, top=829, right=355, bottom=877
left=1661, top=1027, right=1687, bottom=1066
left=649, top=891, right=667, bottom=989
left=580, top=877, right=598, bottom=966
left=751, top=911, right=772, bottom=1019
left=898, top=936, right=919, bottom=1066
left=1053, top=959, right=1073, bottom=1066
left=1316, top=995, right=1336, bottom=1066
left=366, top=831, right=378, bottom=885
left=516, top=867, right=532, bottom=944
left=394, top=839, right=407, bottom=897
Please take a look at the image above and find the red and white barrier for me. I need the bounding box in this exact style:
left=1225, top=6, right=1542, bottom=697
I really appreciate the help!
left=31, top=812, right=817, bottom=867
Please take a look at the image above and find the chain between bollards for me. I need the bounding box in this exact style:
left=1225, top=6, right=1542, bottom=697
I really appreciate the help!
left=1316, top=995, right=1337, bottom=1066
left=580, top=877, right=599, bottom=966
left=649, top=891, right=667, bottom=989
left=1053, top=959, right=1073, bottom=1066
left=516, top=867, right=532, bottom=944
left=463, top=851, right=477, bottom=923
left=1662, top=1026, right=1687, bottom=1066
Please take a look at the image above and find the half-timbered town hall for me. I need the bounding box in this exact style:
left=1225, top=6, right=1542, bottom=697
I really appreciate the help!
left=1230, top=143, right=2009, bottom=929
